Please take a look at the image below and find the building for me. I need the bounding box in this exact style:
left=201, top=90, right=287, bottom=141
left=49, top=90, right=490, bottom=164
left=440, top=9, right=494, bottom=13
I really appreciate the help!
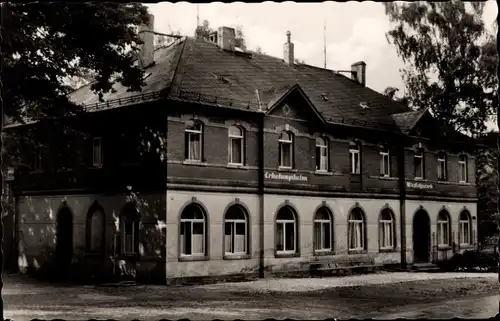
left=6, top=16, right=479, bottom=284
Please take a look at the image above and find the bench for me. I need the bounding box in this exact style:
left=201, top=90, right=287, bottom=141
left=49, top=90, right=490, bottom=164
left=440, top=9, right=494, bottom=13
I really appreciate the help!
left=309, top=255, right=382, bottom=275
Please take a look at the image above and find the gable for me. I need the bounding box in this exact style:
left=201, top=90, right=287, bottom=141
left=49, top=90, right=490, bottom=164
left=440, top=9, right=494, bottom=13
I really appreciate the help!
left=265, top=85, right=325, bottom=124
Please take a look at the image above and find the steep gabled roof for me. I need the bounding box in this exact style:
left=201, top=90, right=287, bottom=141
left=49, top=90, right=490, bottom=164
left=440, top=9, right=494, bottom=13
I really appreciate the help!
left=66, top=36, right=418, bottom=133
left=391, top=106, right=430, bottom=134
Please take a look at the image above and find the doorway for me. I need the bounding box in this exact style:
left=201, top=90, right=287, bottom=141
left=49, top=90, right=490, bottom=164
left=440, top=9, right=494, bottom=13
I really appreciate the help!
left=413, top=209, right=431, bottom=263
left=55, top=206, right=74, bottom=280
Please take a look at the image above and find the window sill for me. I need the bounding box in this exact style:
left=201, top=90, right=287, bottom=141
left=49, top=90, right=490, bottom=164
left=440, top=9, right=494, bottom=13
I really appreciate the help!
left=278, top=167, right=297, bottom=172
left=178, top=255, right=209, bottom=262
left=459, top=244, right=474, bottom=249
left=370, top=175, right=398, bottom=181
left=223, top=254, right=251, bottom=260
left=183, top=160, right=207, bottom=167
left=414, top=177, right=426, bottom=181
left=379, top=247, right=397, bottom=253
left=349, top=173, right=361, bottom=176
left=120, top=253, right=140, bottom=260
left=226, top=164, right=248, bottom=170
left=348, top=249, right=367, bottom=255
left=275, top=252, right=300, bottom=258
left=315, top=171, right=333, bottom=176
left=437, top=245, right=452, bottom=250
left=85, top=252, right=106, bottom=257
left=313, top=250, right=335, bottom=257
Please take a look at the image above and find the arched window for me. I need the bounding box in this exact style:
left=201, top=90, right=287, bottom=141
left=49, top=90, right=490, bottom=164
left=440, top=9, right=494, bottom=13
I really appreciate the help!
left=279, top=131, right=294, bottom=168
left=459, top=210, right=472, bottom=245
left=437, top=152, right=447, bottom=181
left=86, top=204, right=105, bottom=254
left=380, top=146, right=390, bottom=177
left=349, top=142, right=361, bottom=174
left=224, top=205, right=248, bottom=255
left=459, top=154, right=468, bottom=183
left=379, top=208, right=395, bottom=250
left=276, top=206, right=297, bottom=254
left=121, top=203, right=140, bottom=255
left=228, top=126, right=244, bottom=165
left=316, top=137, right=329, bottom=172
left=180, top=203, right=206, bottom=256
left=314, top=207, right=333, bottom=252
left=437, top=210, right=451, bottom=247
left=348, top=207, right=365, bottom=251
left=185, top=120, right=203, bottom=161
left=414, top=148, right=424, bottom=179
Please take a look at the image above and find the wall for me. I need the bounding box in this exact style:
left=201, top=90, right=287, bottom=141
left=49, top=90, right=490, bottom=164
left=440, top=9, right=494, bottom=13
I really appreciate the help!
left=165, top=189, right=401, bottom=280
left=17, top=192, right=166, bottom=282
left=404, top=200, right=477, bottom=264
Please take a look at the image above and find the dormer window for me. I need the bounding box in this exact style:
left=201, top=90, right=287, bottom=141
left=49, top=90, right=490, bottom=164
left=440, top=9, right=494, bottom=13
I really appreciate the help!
left=437, top=152, right=447, bottom=181
left=349, top=142, right=361, bottom=174
left=414, top=148, right=424, bottom=179
left=315, top=137, right=329, bottom=172
left=279, top=131, right=294, bottom=169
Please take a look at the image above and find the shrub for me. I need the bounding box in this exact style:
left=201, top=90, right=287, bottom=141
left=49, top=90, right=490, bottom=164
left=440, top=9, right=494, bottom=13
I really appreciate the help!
left=442, top=250, right=498, bottom=272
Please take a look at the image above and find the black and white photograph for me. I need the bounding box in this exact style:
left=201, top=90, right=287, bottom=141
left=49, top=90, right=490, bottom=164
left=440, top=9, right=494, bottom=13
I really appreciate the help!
left=1, top=1, right=499, bottom=320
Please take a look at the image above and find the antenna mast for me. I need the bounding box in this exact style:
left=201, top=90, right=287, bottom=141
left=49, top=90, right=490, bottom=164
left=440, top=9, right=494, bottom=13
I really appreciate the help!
left=323, top=18, right=327, bottom=69
left=197, top=5, right=200, bottom=26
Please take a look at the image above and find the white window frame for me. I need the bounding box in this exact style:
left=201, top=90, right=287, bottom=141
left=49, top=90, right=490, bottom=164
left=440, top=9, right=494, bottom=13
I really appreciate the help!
left=279, top=132, right=293, bottom=169
left=228, top=126, right=244, bottom=165
left=93, top=137, right=103, bottom=168
left=122, top=220, right=138, bottom=255
left=185, top=121, right=203, bottom=162
left=459, top=212, right=471, bottom=246
left=437, top=212, right=450, bottom=247
left=316, top=137, right=329, bottom=172
left=314, top=210, right=333, bottom=252
left=437, top=152, right=446, bottom=181
left=414, top=149, right=424, bottom=179
left=459, top=154, right=467, bottom=183
left=224, top=211, right=248, bottom=255
left=276, top=211, right=296, bottom=254
left=180, top=215, right=206, bottom=257
left=349, top=142, right=360, bottom=174
left=379, top=210, right=394, bottom=250
left=380, top=146, right=390, bottom=177
left=348, top=211, right=365, bottom=251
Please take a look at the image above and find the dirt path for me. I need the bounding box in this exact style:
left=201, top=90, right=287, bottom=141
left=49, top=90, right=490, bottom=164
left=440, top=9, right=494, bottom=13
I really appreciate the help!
left=3, top=272, right=499, bottom=320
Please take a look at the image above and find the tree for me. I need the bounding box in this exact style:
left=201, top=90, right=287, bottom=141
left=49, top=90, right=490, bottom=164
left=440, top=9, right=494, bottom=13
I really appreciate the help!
left=2, top=2, right=151, bottom=123
left=383, top=86, right=410, bottom=106
left=384, top=1, right=497, bottom=138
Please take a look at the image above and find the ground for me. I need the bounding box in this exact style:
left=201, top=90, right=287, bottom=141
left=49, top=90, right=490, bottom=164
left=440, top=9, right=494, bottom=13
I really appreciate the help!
left=3, top=272, right=500, bottom=320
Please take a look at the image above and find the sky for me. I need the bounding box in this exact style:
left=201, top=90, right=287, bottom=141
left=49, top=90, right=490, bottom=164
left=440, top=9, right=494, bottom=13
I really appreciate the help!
left=146, top=1, right=498, bottom=131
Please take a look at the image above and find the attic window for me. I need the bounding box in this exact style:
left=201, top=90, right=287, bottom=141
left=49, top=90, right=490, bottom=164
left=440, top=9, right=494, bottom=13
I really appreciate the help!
left=359, top=102, right=369, bottom=109
left=143, top=73, right=152, bottom=80
left=321, top=94, right=329, bottom=102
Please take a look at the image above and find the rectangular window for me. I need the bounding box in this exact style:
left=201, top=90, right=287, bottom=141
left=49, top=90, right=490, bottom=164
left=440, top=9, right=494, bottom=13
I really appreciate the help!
left=350, top=146, right=360, bottom=174
left=225, top=221, right=247, bottom=254
left=460, top=221, right=470, bottom=245
left=280, top=143, right=292, bottom=168
left=379, top=221, right=393, bottom=249
left=316, top=139, right=328, bottom=171
left=380, top=147, right=390, bottom=177
left=349, top=221, right=363, bottom=250
left=181, top=220, right=205, bottom=256
left=459, top=155, right=467, bottom=183
left=276, top=221, right=295, bottom=253
left=437, top=222, right=449, bottom=246
left=437, top=154, right=446, bottom=180
left=414, top=150, right=424, bottom=179
left=229, top=138, right=243, bottom=165
left=314, top=221, right=332, bottom=251
left=33, top=146, right=44, bottom=171
left=123, top=221, right=136, bottom=254
left=93, top=137, right=103, bottom=167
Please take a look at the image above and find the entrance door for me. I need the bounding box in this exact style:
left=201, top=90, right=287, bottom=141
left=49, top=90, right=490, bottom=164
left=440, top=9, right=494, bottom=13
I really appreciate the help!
left=55, top=207, right=74, bottom=280
left=413, top=210, right=431, bottom=263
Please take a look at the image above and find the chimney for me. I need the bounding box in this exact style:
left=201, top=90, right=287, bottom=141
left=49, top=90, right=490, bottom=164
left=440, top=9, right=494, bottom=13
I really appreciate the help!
left=217, top=26, right=236, bottom=51
left=351, top=61, right=366, bottom=86
left=283, top=30, right=294, bottom=65
left=138, top=14, right=155, bottom=68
